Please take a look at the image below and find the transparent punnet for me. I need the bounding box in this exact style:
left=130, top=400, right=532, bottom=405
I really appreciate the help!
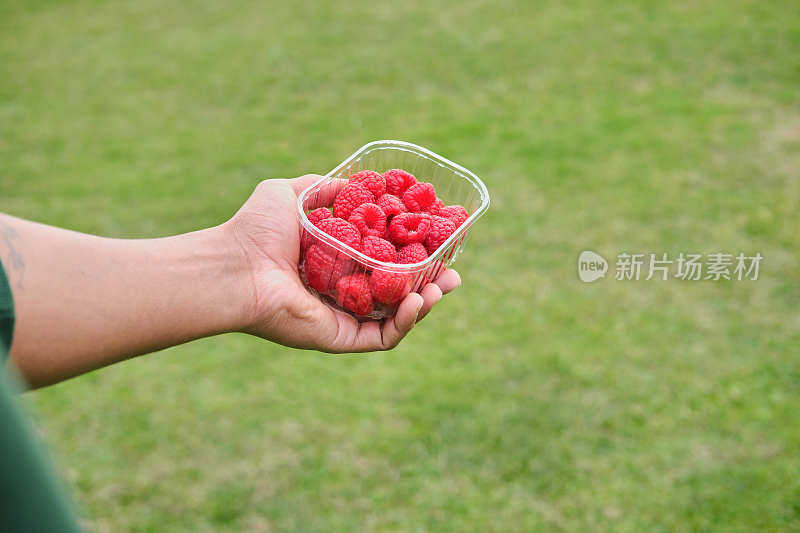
left=297, top=140, right=490, bottom=320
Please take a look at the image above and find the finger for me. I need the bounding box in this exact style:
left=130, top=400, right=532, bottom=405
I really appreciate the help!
left=293, top=175, right=348, bottom=210
left=310, top=179, right=348, bottom=209
left=433, top=269, right=461, bottom=295
left=344, top=317, right=384, bottom=352
left=379, top=292, right=424, bottom=349
left=289, top=174, right=325, bottom=195
left=416, top=283, right=443, bottom=322
left=307, top=301, right=381, bottom=354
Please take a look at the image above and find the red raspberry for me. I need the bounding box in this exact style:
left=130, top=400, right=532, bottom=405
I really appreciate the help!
left=370, top=270, right=412, bottom=305
left=349, top=170, right=386, bottom=198
left=377, top=194, right=407, bottom=218
left=333, top=183, right=374, bottom=220
left=302, top=208, right=334, bottom=251
left=316, top=217, right=361, bottom=250
left=335, top=274, right=373, bottom=316
left=303, top=245, right=333, bottom=292
left=307, top=207, right=332, bottom=226
left=303, top=245, right=354, bottom=293
left=424, top=216, right=457, bottom=254
left=388, top=212, right=432, bottom=245
left=360, top=236, right=397, bottom=263
left=397, top=242, right=429, bottom=264
left=402, top=182, right=437, bottom=212
left=347, top=203, right=387, bottom=238
left=426, top=198, right=445, bottom=215
left=438, top=205, right=469, bottom=227
left=300, top=228, right=313, bottom=253
left=383, top=169, right=417, bottom=197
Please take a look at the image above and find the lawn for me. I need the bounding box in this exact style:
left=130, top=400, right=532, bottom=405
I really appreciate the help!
left=2, top=0, right=799, bottom=531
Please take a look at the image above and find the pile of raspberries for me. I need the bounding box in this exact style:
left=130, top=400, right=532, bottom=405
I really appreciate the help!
left=301, top=169, right=469, bottom=316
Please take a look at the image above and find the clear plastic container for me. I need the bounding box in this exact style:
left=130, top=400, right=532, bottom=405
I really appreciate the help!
left=297, top=140, right=490, bottom=320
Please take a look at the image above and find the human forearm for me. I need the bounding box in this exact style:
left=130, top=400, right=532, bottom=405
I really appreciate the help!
left=0, top=176, right=459, bottom=387
left=0, top=214, right=251, bottom=388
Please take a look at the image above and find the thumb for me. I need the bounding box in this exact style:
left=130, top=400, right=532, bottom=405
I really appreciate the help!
left=290, top=174, right=325, bottom=196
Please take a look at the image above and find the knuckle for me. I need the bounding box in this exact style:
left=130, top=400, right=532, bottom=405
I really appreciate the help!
left=255, top=178, right=276, bottom=191
left=384, top=337, right=401, bottom=351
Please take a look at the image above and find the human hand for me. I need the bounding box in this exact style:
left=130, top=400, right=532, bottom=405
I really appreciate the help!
left=224, top=175, right=461, bottom=352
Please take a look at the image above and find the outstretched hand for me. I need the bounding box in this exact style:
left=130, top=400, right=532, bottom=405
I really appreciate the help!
left=224, top=175, right=461, bottom=352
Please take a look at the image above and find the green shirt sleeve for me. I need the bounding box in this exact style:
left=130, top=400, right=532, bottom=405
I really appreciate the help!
left=0, top=256, right=13, bottom=358
left=0, top=259, right=84, bottom=533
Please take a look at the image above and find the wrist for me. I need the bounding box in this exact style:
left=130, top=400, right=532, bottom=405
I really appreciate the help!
left=195, top=223, right=257, bottom=334
left=153, top=224, right=255, bottom=337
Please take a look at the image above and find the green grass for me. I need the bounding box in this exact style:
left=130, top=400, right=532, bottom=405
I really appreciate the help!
left=2, top=0, right=799, bottom=531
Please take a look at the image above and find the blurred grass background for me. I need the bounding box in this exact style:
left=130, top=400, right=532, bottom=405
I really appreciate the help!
left=2, top=0, right=799, bottom=531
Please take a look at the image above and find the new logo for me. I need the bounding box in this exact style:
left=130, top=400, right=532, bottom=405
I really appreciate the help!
left=578, top=250, right=608, bottom=283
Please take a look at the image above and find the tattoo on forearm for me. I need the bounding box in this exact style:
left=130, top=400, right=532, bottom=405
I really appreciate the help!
left=0, top=220, right=25, bottom=290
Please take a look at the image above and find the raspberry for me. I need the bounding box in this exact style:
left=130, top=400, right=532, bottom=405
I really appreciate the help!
left=370, top=270, right=412, bottom=305
left=316, top=217, right=361, bottom=250
left=303, top=245, right=354, bottom=293
left=424, top=216, right=457, bottom=254
left=335, top=274, right=373, bottom=316
left=302, top=208, right=334, bottom=251
left=438, top=205, right=469, bottom=227
left=377, top=194, right=407, bottom=218
left=360, top=236, right=397, bottom=263
left=349, top=170, right=386, bottom=198
left=426, top=198, right=445, bottom=215
left=307, top=207, right=332, bottom=226
left=397, top=242, right=429, bottom=264
left=347, top=203, right=387, bottom=238
left=402, top=182, right=437, bottom=212
left=300, top=228, right=313, bottom=253
left=388, top=212, right=432, bottom=245
left=383, top=169, right=417, bottom=197
left=333, top=183, right=374, bottom=220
